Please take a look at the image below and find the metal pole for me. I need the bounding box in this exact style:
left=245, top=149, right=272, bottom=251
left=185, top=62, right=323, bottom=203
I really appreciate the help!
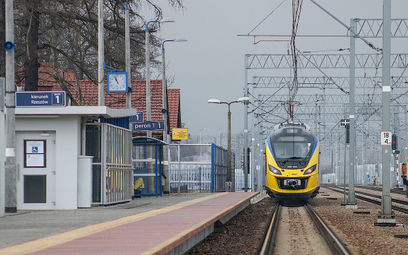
left=98, top=0, right=104, bottom=106
left=125, top=2, right=131, bottom=109
left=314, top=94, right=318, bottom=134
left=396, top=154, right=399, bottom=187
left=257, top=94, right=262, bottom=192
left=344, top=142, right=347, bottom=205
left=362, top=126, right=365, bottom=185
left=331, top=133, right=334, bottom=183
left=244, top=56, right=249, bottom=192
left=251, top=82, right=256, bottom=192
left=5, top=0, right=16, bottom=213
left=323, top=79, right=326, bottom=171
left=145, top=23, right=152, bottom=137
left=380, top=0, right=394, bottom=219
left=0, top=77, right=5, bottom=217
left=227, top=104, right=232, bottom=188
left=161, top=43, right=171, bottom=194
left=405, top=105, right=407, bottom=170
left=178, top=144, right=181, bottom=194
left=162, top=46, right=168, bottom=143
left=337, top=131, right=340, bottom=185
left=348, top=18, right=356, bottom=204
left=394, top=112, right=400, bottom=187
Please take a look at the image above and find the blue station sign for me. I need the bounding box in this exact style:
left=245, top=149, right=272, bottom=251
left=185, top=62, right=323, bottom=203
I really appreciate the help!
left=129, top=112, right=144, bottom=123
left=16, top=91, right=66, bottom=107
left=132, top=121, right=165, bottom=131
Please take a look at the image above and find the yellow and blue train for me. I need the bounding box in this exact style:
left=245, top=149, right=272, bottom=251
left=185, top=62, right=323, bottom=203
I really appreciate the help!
left=265, top=122, right=320, bottom=201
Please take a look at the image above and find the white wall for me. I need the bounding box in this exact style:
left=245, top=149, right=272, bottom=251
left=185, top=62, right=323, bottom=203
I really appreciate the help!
left=16, top=115, right=81, bottom=209
left=0, top=110, right=5, bottom=216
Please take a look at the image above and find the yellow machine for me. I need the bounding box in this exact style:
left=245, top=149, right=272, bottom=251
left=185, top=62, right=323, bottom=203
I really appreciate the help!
left=265, top=123, right=320, bottom=201
left=402, top=163, right=407, bottom=186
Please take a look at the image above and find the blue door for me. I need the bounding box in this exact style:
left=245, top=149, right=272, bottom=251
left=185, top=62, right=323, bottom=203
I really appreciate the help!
left=132, top=137, right=165, bottom=197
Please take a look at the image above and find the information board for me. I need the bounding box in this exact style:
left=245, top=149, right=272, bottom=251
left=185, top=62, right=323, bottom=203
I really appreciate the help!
left=172, top=128, right=188, bottom=140
left=380, top=131, right=392, bottom=145
left=133, top=121, right=165, bottom=131
left=16, top=91, right=66, bottom=107
left=129, top=112, right=144, bottom=123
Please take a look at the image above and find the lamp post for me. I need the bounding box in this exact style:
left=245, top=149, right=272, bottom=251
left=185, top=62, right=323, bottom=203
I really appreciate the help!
left=145, top=18, right=174, bottom=137
left=199, top=128, right=206, bottom=144
left=162, top=38, right=187, bottom=143
left=125, top=0, right=131, bottom=109
left=208, top=97, right=250, bottom=192
left=98, top=0, right=104, bottom=106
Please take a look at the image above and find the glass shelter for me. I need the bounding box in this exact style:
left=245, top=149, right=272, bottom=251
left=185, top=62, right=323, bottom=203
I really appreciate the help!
left=132, top=137, right=167, bottom=197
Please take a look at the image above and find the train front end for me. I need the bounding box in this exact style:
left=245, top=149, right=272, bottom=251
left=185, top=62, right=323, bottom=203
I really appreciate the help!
left=265, top=123, right=320, bottom=201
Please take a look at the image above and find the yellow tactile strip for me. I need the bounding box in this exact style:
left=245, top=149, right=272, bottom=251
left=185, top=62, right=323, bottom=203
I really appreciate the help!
left=0, top=193, right=228, bottom=255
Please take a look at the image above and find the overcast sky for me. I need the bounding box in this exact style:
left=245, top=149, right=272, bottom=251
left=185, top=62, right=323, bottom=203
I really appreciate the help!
left=142, top=0, right=407, bottom=139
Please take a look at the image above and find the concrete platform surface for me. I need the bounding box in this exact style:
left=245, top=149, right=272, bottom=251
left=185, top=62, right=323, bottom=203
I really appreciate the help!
left=0, top=192, right=259, bottom=255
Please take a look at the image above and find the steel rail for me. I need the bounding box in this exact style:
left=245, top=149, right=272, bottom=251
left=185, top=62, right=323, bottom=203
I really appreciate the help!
left=326, top=186, right=408, bottom=214
left=257, top=203, right=350, bottom=255
left=258, top=204, right=281, bottom=255
left=327, top=185, right=408, bottom=206
left=323, top=184, right=407, bottom=196
left=350, top=185, right=407, bottom=196
left=305, top=204, right=352, bottom=255
left=351, top=190, right=408, bottom=206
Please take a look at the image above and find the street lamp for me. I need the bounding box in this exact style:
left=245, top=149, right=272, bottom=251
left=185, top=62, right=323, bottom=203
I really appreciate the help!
left=207, top=97, right=250, bottom=192
left=145, top=17, right=174, bottom=137
left=162, top=38, right=187, bottom=143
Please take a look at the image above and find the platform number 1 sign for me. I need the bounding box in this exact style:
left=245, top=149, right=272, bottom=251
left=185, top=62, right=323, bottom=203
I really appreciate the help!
left=380, top=131, right=392, bottom=145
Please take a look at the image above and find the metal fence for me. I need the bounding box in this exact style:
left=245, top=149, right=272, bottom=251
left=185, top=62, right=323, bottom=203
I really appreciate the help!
left=169, top=144, right=231, bottom=193
left=86, top=123, right=133, bottom=205
left=235, top=169, right=252, bottom=191
left=322, top=163, right=382, bottom=186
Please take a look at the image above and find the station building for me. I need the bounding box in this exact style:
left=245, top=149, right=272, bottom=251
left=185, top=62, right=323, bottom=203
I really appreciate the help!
left=6, top=63, right=182, bottom=210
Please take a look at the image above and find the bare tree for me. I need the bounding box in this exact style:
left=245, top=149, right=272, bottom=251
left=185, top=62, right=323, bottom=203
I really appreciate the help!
left=22, top=1, right=40, bottom=91
left=9, top=0, right=184, bottom=100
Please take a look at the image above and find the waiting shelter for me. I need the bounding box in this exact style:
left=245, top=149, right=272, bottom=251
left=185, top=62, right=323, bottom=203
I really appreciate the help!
left=132, top=137, right=167, bottom=197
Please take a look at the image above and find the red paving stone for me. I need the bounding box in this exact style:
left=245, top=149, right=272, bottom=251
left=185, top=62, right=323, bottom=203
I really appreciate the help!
left=25, top=192, right=258, bottom=255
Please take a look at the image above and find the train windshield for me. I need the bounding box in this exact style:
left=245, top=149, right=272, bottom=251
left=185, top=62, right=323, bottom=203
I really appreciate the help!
left=272, top=136, right=313, bottom=159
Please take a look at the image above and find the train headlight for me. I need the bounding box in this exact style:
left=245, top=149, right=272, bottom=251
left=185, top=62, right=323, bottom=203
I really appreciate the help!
left=303, top=164, right=317, bottom=175
left=268, top=164, right=282, bottom=175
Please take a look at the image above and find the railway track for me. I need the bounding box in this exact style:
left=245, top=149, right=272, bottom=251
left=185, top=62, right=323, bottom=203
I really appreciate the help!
left=257, top=203, right=351, bottom=255
left=326, top=186, right=408, bottom=214
left=324, top=184, right=407, bottom=196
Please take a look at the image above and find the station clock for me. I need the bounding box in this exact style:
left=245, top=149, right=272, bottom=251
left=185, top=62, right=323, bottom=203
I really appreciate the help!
left=107, top=72, right=128, bottom=93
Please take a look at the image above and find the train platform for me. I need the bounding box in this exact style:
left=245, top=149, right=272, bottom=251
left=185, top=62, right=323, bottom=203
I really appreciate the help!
left=0, top=191, right=260, bottom=255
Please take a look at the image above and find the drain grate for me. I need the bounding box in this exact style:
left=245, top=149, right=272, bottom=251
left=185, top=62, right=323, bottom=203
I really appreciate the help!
left=327, top=197, right=337, bottom=200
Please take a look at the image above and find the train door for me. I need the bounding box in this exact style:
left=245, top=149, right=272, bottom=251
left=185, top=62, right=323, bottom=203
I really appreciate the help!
left=16, top=132, right=56, bottom=210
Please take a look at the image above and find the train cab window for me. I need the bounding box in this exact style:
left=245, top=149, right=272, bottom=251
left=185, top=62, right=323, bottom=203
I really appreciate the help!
left=273, top=135, right=313, bottom=159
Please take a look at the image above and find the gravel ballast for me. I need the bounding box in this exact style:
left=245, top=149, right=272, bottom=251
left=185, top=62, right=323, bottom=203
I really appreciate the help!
left=188, top=187, right=408, bottom=254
